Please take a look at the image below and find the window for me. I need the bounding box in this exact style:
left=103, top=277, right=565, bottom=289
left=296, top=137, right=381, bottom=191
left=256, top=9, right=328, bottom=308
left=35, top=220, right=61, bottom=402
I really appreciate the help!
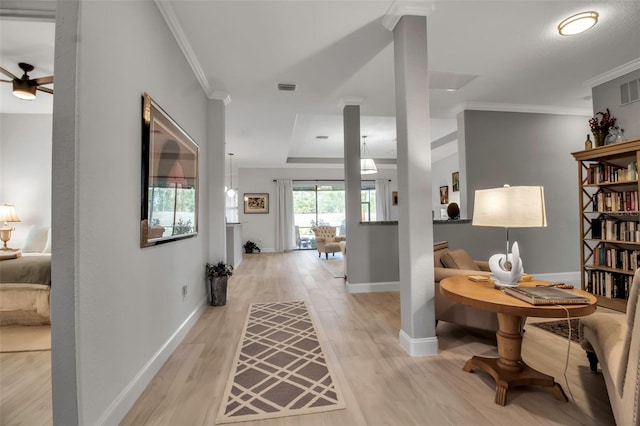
left=292, top=180, right=378, bottom=249
left=293, top=182, right=345, bottom=250
left=360, top=182, right=376, bottom=222
left=225, top=191, right=238, bottom=223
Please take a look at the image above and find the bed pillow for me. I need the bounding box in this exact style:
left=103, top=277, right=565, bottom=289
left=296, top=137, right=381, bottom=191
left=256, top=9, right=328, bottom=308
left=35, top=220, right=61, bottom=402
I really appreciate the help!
left=42, top=228, right=52, bottom=253
left=22, top=226, right=50, bottom=253
left=440, top=249, right=480, bottom=271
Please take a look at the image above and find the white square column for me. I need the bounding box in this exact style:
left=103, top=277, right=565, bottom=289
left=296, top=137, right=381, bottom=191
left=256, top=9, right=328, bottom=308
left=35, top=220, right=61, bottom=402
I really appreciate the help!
left=388, top=13, right=437, bottom=356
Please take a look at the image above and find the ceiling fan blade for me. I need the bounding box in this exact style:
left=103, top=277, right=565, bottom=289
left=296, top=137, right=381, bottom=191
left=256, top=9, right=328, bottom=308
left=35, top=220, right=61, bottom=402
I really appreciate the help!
left=37, top=86, right=54, bottom=94
left=0, top=66, right=19, bottom=80
left=0, top=79, right=12, bottom=83
left=34, top=76, right=54, bottom=85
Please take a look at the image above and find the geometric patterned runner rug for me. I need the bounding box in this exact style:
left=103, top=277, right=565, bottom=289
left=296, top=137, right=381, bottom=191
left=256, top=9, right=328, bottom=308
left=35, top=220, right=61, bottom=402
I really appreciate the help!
left=215, top=301, right=346, bottom=424
left=530, top=318, right=580, bottom=343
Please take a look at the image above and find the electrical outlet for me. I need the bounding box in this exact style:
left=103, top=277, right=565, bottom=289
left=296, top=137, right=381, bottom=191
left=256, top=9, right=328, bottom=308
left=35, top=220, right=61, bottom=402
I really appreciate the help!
left=182, top=285, right=188, bottom=300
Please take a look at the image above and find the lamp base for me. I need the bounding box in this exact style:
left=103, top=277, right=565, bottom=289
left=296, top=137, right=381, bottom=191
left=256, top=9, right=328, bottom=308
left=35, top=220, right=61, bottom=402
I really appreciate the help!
left=488, top=242, right=524, bottom=288
left=0, top=247, right=20, bottom=252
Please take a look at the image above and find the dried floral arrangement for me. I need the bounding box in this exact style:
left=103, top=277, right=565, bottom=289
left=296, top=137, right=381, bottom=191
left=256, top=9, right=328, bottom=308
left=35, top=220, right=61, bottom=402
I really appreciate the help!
left=589, top=108, right=617, bottom=133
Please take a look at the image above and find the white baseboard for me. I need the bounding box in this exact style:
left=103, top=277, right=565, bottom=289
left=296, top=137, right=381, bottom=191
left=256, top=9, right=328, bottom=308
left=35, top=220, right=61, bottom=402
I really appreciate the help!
left=532, top=271, right=581, bottom=286
left=399, top=329, right=439, bottom=356
left=345, top=280, right=400, bottom=293
left=97, top=299, right=207, bottom=425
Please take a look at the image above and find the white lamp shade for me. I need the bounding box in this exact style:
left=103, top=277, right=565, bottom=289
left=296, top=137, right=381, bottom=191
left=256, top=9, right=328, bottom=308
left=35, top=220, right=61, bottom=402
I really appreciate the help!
left=0, top=204, right=21, bottom=223
left=472, top=185, right=547, bottom=228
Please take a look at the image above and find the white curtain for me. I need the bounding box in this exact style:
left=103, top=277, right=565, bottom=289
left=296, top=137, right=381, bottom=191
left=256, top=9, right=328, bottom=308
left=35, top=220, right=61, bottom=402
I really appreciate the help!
left=274, top=179, right=296, bottom=251
left=375, top=179, right=391, bottom=221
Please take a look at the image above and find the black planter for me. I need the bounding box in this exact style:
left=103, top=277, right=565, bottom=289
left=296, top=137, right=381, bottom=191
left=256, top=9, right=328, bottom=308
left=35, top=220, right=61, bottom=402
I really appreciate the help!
left=209, top=276, right=228, bottom=306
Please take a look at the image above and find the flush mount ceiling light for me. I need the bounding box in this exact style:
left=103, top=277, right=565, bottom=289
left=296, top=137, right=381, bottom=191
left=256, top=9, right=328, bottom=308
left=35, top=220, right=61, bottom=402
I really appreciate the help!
left=558, top=11, right=598, bottom=36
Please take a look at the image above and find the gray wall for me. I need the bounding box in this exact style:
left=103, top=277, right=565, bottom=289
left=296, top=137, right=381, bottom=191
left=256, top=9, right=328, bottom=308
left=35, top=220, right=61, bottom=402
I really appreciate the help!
left=0, top=113, right=52, bottom=246
left=592, top=68, right=640, bottom=141
left=53, top=2, right=220, bottom=424
left=437, top=110, right=589, bottom=274
left=432, top=152, right=460, bottom=219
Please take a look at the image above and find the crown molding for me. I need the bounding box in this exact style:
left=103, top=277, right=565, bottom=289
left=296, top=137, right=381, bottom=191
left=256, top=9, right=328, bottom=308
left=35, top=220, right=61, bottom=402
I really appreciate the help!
left=0, top=1, right=55, bottom=21
left=154, top=0, right=212, bottom=97
left=382, top=1, right=435, bottom=31
left=211, top=91, right=232, bottom=106
left=337, top=96, right=365, bottom=109
left=453, top=102, right=591, bottom=117
left=583, top=57, right=640, bottom=89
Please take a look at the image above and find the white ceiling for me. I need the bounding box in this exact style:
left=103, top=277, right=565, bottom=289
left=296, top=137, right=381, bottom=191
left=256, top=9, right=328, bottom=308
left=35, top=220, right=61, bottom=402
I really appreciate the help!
left=1, top=1, right=639, bottom=170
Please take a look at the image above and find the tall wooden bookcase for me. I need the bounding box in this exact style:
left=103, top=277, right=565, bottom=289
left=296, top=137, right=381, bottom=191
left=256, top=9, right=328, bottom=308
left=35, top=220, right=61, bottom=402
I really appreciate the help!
left=572, top=138, right=640, bottom=313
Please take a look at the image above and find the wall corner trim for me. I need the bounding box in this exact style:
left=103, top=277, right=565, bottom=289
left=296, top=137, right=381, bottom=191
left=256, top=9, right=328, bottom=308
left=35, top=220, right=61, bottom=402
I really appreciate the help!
left=382, top=1, right=436, bottom=31
left=399, top=329, right=438, bottom=356
left=337, top=96, right=365, bottom=110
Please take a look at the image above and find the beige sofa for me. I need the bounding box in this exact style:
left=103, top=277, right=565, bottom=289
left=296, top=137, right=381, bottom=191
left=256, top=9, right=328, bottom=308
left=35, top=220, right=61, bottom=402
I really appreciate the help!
left=434, top=241, right=499, bottom=332
left=579, top=269, right=640, bottom=426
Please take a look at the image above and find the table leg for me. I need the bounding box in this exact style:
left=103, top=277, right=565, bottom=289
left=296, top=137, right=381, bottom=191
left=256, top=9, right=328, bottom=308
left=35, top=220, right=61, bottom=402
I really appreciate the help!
left=462, top=313, right=568, bottom=406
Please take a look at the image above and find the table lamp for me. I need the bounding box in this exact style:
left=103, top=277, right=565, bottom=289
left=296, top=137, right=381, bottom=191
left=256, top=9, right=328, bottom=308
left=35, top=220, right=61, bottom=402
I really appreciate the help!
left=0, top=204, right=21, bottom=251
left=472, top=185, right=547, bottom=287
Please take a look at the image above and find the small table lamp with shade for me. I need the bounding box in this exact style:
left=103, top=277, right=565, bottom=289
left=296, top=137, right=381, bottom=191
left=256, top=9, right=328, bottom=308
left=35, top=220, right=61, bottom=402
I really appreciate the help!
left=472, top=185, right=547, bottom=287
left=0, top=204, right=21, bottom=251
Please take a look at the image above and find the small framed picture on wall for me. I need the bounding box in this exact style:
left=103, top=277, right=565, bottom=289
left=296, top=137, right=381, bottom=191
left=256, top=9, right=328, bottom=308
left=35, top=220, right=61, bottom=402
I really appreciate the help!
left=244, top=193, right=269, bottom=214
left=452, top=171, right=460, bottom=192
left=439, top=186, right=449, bottom=204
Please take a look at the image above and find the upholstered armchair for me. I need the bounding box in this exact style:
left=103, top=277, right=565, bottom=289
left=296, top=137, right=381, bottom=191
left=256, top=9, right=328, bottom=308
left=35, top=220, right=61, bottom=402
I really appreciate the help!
left=434, top=241, right=498, bottom=332
left=579, top=269, right=639, bottom=426
left=311, top=226, right=346, bottom=259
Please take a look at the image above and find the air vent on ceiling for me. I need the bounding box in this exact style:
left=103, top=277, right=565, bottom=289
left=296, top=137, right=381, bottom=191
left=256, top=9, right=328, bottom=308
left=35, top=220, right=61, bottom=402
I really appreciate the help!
left=277, top=83, right=297, bottom=91
left=315, top=136, right=329, bottom=140
left=620, top=78, right=639, bottom=105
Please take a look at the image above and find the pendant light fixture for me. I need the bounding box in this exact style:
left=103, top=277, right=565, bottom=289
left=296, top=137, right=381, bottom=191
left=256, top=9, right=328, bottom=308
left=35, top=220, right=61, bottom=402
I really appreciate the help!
left=226, top=153, right=236, bottom=197
left=360, top=135, right=377, bottom=174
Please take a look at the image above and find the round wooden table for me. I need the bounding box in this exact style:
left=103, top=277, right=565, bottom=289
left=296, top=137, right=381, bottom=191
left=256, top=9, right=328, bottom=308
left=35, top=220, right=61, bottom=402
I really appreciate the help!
left=440, top=276, right=597, bottom=406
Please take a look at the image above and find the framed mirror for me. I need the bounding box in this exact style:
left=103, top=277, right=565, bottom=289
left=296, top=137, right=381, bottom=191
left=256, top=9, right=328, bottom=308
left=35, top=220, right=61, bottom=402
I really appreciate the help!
left=140, top=93, right=199, bottom=247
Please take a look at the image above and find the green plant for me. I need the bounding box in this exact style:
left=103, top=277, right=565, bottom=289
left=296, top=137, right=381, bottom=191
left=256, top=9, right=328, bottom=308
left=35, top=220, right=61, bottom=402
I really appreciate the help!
left=206, top=261, right=233, bottom=278
left=243, top=240, right=259, bottom=251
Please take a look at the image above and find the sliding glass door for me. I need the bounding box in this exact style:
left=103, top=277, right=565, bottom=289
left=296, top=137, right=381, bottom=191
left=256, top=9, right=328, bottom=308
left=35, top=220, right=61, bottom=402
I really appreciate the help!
left=293, top=182, right=345, bottom=250
left=292, top=180, right=378, bottom=249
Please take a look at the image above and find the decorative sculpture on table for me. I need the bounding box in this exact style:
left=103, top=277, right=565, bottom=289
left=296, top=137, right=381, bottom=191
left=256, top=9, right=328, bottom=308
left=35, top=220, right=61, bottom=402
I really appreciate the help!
left=472, top=185, right=547, bottom=288
left=488, top=241, right=524, bottom=287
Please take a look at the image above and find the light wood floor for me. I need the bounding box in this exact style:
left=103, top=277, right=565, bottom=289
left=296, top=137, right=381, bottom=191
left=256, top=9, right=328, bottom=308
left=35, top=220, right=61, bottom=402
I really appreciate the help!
left=1, top=251, right=617, bottom=425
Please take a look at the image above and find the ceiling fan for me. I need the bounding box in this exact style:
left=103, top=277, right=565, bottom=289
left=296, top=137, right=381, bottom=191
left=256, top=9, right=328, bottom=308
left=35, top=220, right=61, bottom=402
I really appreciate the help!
left=0, top=62, right=54, bottom=100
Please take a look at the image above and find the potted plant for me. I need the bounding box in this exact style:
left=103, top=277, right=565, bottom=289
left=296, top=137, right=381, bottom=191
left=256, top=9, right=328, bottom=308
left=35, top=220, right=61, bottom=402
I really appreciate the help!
left=243, top=240, right=260, bottom=253
left=205, top=261, right=233, bottom=306
left=589, top=108, right=617, bottom=147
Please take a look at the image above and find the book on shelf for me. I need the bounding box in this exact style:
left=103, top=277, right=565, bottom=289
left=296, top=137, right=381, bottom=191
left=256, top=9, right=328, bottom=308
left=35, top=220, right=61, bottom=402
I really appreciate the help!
left=503, top=286, right=590, bottom=305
